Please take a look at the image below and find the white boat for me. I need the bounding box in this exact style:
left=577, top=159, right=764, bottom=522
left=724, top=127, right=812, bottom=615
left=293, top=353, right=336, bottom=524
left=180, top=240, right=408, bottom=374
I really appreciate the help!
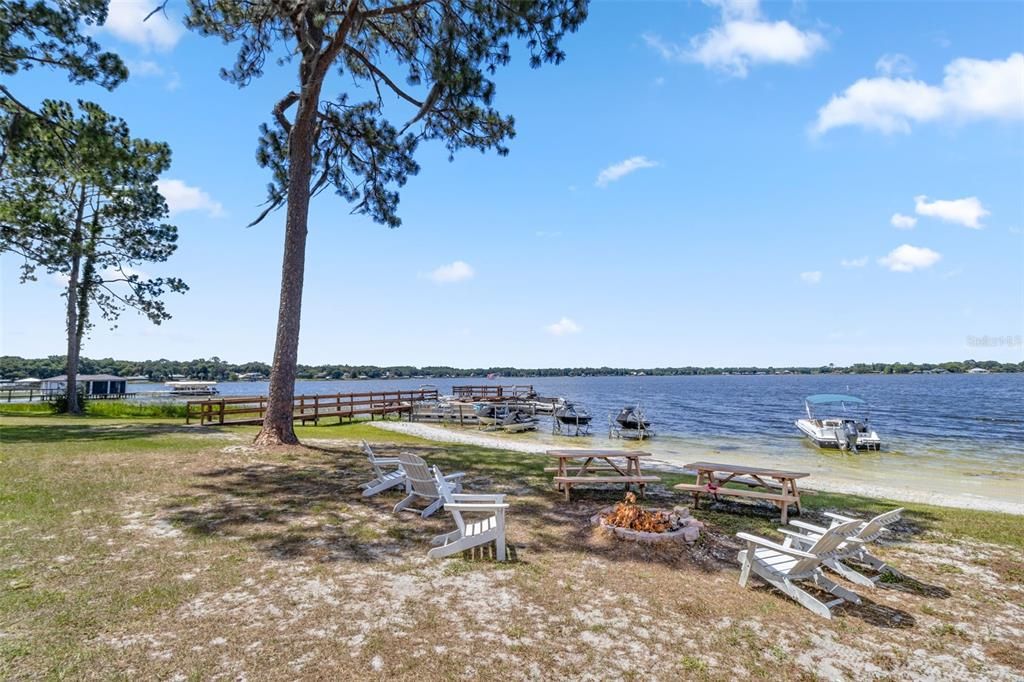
left=795, top=394, right=881, bottom=452
left=165, top=380, right=219, bottom=396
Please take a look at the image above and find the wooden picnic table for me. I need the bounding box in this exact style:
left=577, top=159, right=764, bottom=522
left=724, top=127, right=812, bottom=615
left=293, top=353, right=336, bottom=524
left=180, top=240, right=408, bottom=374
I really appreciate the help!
left=673, top=461, right=809, bottom=523
left=546, top=449, right=660, bottom=502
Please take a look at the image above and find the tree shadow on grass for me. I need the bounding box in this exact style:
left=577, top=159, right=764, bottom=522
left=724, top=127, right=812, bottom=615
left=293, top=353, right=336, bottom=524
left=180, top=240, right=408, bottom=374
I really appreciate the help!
left=0, top=422, right=208, bottom=445
left=163, top=456, right=415, bottom=564
left=160, top=441, right=738, bottom=572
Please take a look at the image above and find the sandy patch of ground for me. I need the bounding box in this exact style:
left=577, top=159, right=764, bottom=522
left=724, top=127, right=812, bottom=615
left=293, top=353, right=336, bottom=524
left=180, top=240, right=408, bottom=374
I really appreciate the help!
left=3, top=436, right=1023, bottom=680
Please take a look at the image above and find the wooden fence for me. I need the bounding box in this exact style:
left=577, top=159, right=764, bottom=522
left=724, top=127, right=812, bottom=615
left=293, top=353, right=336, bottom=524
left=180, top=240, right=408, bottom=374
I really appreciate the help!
left=0, top=388, right=136, bottom=402
left=185, top=388, right=439, bottom=426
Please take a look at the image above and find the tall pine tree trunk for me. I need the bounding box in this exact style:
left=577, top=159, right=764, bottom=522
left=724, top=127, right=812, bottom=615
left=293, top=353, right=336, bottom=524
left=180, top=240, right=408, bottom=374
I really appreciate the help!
left=254, top=82, right=321, bottom=446
left=63, top=185, right=87, bottom=415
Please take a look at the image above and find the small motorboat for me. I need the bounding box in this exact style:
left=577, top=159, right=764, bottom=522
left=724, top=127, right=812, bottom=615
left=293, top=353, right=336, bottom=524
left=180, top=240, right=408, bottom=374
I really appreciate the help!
left=475, top=403, right=537, bottom=432
left=610, top=405, right=654, bottom=440
left=500, top=410, right=538, bottom=433
left=795, top=394, right=882, bottom=452
left=473, top=402, right=506, bottom=426
left=553, top=401, right=591, bottom=436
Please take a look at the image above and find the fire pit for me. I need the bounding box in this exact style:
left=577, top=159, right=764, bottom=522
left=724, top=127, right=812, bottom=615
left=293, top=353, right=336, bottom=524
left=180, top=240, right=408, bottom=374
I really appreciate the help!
left=590, top=493, right=703, bottom=544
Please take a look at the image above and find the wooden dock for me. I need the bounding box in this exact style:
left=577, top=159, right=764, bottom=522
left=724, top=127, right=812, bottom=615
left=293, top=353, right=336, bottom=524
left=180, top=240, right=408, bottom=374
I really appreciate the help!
left=452, top=385, right=535, bottom=401
left=185, top=388, right=439, bottom=426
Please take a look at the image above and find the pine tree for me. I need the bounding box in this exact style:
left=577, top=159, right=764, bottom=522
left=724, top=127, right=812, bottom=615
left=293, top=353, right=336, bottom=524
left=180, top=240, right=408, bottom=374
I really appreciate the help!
left=0, top=100, right=187, bottom=413
left=185, top=0, right=588, bottom=445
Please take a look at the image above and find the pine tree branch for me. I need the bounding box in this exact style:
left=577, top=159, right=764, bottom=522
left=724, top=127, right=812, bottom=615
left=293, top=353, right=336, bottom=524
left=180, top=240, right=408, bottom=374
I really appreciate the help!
left=361, top=0, right=431, bottom=19
left=344, top=46, right=423, bottom=108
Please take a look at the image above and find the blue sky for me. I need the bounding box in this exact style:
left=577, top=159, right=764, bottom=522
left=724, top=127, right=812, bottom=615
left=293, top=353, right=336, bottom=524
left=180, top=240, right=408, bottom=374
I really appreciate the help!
left=2, top=0, right=1023, bottom=368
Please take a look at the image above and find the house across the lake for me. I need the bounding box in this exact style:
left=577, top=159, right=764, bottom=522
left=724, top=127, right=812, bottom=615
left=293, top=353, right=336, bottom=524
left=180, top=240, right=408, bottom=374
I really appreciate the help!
left=42, top=374, right=129, bottom=397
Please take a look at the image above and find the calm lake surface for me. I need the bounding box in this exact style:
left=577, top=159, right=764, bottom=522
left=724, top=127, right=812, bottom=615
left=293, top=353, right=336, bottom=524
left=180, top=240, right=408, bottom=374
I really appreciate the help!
left=136, top=373, right=1024, bottom=509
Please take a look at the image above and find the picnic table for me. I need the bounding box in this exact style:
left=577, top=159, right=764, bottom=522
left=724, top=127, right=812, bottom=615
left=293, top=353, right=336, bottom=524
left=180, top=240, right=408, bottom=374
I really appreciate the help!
left=673, top=461, right=809, bottom=523
left=546, top=449, right=661, bottom=502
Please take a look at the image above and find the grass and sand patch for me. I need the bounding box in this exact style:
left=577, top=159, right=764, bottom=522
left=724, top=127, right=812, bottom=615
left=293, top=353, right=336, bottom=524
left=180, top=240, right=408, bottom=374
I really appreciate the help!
left=1, top=414, right=1022, bottom=679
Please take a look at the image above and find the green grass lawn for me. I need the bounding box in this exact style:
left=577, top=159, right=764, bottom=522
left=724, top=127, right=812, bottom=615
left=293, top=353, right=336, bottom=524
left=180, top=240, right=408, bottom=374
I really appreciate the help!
left=1, top=413, right=1022, bottom=679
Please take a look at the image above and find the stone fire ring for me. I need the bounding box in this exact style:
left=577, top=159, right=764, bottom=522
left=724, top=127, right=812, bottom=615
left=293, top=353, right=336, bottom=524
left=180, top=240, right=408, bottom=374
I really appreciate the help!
left=589, top=507, right=700, bottom=544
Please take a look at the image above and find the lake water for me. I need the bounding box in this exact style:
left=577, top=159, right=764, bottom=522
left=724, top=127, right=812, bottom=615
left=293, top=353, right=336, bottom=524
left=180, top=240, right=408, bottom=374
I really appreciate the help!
left=135, top=373, right=1024, bottom=510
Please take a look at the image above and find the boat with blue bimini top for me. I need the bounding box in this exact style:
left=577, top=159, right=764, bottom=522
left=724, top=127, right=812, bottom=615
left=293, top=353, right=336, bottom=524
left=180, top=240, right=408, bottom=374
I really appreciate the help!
left=795, top=394, right=881, bottom=452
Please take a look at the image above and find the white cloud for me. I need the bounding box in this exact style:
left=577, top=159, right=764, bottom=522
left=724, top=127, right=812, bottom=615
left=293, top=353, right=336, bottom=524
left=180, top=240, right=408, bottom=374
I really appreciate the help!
left=98, top=0, right=183, bottom=51
left=127, top=60, right=181, bottom=90
left=100, top=0, right=183, bottom=51
left=799, top=270, right=822, bottom=284
left=644, top=0, right=826, bottom=78
left=428, top=260, right=474, bottom=284
left=595, top=156, right=658, bottom=187
left=128, top=60, right=163, bottom=77
left=840, top=257, right=868, bottom=268
left=875, top=53, right=914, bottom=77
left=156, top=179, right=224, bottom=217
left=890, top=213, right=918, bottom=230
left=914, top=195, right=989, bottom=229
left=878, top=244, right=942, bottom=272
left=813, top=52, right=1024, bottom=135
left=546, top=317, right=582, bottom=336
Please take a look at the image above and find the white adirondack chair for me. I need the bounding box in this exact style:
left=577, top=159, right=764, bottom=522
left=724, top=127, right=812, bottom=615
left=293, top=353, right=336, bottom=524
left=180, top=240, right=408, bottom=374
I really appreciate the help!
left=781, top=508, right=904, bottom=588
left=428, top=466, right=509, bottom=561
left=358, top=441, right=406, bottom=498
left=393, top=452, right=465, bottom=518
left=737, top=519, right=864, bottom=619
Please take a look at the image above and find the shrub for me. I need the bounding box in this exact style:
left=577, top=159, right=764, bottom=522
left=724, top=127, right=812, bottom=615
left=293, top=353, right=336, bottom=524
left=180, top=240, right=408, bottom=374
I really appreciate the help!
left=50, top=389, right=88, bottom=415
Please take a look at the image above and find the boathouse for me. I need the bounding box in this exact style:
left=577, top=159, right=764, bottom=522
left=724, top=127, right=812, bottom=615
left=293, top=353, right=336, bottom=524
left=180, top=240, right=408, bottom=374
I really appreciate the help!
left=41, top=374, right=129, bottom=397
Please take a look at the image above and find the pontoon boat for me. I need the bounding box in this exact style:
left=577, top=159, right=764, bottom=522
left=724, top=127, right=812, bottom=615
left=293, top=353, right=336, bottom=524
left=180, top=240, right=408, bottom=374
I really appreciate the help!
left=165, top=380, right=219, bottom=396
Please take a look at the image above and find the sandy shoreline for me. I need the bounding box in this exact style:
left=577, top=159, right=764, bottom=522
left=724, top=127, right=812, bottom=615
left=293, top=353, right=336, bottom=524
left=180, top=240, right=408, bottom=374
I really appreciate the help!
left=369, top=421, right=1024, bottom=515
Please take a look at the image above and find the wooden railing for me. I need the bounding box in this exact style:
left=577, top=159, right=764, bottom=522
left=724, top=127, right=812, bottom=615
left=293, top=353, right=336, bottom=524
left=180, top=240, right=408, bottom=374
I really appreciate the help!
left=0, top=388, right=136, bottom=402
left=451, top=385, right=535, bottom=401
left=185, top=388, right=439, bottom=426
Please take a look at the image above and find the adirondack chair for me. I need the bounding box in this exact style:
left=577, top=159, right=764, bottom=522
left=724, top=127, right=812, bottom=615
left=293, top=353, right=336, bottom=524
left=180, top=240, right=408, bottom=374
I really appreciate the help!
left=737, top=519, right=864, bottom=619
left=393, top=452, right=466, bottom=518
left=428, top=466, right=509, bottom=561
left=358, top=441, right=406, bottom=498
left=781, top=508, right=904, bottom=587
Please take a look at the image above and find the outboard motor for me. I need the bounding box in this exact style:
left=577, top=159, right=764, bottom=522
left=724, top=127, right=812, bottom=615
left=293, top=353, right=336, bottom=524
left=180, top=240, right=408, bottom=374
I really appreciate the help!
left=840, top=420, right=860, bottom=452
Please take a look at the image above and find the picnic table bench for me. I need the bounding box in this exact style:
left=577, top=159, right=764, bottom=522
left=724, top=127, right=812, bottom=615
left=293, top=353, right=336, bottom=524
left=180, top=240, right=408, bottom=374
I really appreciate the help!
left=674, top=461, right=809, bottom=523
left=547, top=450, right=660, bottom=502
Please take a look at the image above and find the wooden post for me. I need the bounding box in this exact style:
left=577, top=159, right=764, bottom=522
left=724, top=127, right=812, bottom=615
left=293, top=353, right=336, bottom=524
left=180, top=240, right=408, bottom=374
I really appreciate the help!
left=218, top=399, right=225, bottom=425
left=314, top=395, right=320, bottom=424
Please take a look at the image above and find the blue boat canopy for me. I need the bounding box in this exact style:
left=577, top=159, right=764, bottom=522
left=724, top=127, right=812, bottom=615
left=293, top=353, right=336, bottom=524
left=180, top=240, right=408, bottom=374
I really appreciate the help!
left=805, top=394, right=866, bottom=405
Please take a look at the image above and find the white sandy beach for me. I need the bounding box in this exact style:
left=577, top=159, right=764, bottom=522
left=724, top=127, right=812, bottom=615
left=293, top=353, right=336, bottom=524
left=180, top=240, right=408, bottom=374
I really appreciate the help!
left=369, top=421, right=1024, bottom=515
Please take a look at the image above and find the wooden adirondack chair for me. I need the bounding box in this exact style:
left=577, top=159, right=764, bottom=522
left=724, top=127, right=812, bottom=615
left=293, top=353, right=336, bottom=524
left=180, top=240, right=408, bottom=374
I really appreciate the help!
left=358, top=441, right=406, bottom=498
left=781, top=508, right=904, bottom=587
left=393, top=452, right=466, bottom=518
left=737, top=519, right=864, bottom=619
left=428, top=466, right=509, bottom=561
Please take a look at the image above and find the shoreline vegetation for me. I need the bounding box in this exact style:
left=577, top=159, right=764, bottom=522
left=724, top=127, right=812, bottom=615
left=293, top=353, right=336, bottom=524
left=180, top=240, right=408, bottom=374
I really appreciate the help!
left=2, top=355, right=1022, bottom=382
left=1, top=412, right=1022, bottom=679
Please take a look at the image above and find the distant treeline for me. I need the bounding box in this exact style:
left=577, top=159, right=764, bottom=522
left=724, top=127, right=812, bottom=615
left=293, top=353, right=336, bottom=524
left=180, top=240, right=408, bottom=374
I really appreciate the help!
left=1, top=356, right=1021, bottom=381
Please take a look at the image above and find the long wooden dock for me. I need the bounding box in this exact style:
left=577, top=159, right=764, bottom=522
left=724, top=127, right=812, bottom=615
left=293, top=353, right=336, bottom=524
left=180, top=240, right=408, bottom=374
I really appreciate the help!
left=185, top=388, right=439, bottom=426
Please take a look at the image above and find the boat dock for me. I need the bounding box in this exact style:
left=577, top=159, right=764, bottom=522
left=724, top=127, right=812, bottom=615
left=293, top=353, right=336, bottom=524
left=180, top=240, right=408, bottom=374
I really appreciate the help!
left=452, top=384, right=536, bottom=401
left=185, top=388, right=439, bottom=425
